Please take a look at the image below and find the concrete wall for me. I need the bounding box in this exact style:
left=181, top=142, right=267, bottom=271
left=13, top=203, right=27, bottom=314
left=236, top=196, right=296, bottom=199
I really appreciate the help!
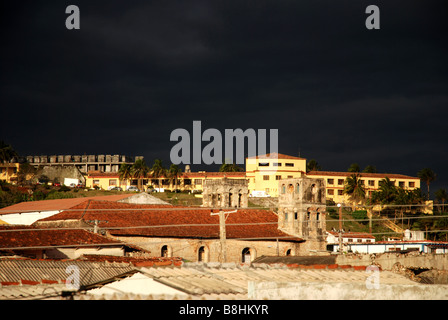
left=112, top=236, right=310, bottom=263
left=248, top=281, right=448, bottom=300
left=336, top=253, right=448, bottom=270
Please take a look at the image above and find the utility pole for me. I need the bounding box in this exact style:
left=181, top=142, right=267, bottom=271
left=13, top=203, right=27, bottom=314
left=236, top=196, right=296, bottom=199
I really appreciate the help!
left=337, top=203, right=343, bottom=254
left=211, top=209, right=237, bottom=263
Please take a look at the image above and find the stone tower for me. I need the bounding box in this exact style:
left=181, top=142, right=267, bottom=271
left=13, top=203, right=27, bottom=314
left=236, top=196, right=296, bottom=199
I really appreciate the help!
left=277, top=177, right=326, bottom=251
left=202, top=178, right=248, bottom=208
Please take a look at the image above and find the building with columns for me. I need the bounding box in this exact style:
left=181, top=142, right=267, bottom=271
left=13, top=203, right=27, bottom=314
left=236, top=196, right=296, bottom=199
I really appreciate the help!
left=202, top=178, right=248, bottom=208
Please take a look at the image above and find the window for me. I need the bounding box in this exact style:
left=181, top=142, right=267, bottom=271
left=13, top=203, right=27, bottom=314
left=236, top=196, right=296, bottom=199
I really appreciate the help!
left=273, top=162, right=282, bottom=167
left=242, top=248, right=253, bottom=263
left=368, top=180, right=375, bottom=187
left=198, top=246, right=206, bottom=262
left=294, top=212, right=298, bottom=220
left=338, top=190, right=343, bottom=195
left=338, top=179, right=344, bottom=185
left=276, top=175, right=282, bottom=180
left=348, top=239, right=353, bottom=242
left=409, top=181, right=415, bottom=188
left=161, top=245, right=170, bottom=257
left=284, top=212, right=288, bottom=221
left=327, top=179, right=334, bottom=185
left=263, top=175, right=270, bottom=180
left=93, top=179, right=100, bottom=185
left=109, top=179, right=117, bottom=186
left=287, top=175, right=293, bottom=179
left=399, top=181, right=405, bottom=188
left=286, top=249, right=292, bottom=256
left=281, top=184, right=286, bottom=194
left=259, top=162, right=269, bottom=167
left=359, top=180, right=365, bottom=185
left=285, top=163, right=294, bottom=167
left=194, top=179, right=202, bottom=185
left=328, top=189, right=334, bottom=195
left=357, top=239, right=363, bottom=243
left=296, top=183, right=300, bottom=193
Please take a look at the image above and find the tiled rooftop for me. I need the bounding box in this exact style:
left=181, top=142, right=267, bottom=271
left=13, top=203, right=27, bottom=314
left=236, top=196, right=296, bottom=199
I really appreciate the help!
left=307, top=170, right=419, bottom=179
left=0, top=225, right=132, bottom=251
left=35, top=200, right=302, bottom=241
left=0, top=194, right=135, bottom=214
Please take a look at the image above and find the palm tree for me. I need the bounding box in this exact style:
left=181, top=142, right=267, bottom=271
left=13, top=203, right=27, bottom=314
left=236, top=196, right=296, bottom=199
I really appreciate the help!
left=0, top=141, right=18, bottom=163
left=362, top=165, right=377, bottom=173
left=151, top=159, right=166, bottom=191
left=417, top=168, right=436, bottom=200
left=306, top=159, right=321, bottom=172
left=131, top=159, right=149, bottom=191
left=118, top=163, right=133, bottom=189
left=378, top=177, right=397, bottom=204
left=168, top=164, right=182, bottom=192
left=343, top=173, right=366, bottom=207
left=219, top=161, right=243, bottom=172
left=347, top=163, right=360, bottom=173
left=435, top=188, right=448, bottom=213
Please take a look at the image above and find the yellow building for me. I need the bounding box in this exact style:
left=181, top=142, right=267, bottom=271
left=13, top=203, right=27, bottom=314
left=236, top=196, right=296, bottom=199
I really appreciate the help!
left=85, top=171, right=247, bottom=192
left=0, top=163, right=20, bottom=184
left=306, top=171, right=421, bottom=204
left=246, top=153, right=307, bottom=196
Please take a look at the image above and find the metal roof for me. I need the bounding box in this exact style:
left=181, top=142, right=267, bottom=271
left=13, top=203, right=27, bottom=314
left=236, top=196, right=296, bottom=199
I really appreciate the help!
left=0, top=258, right=136, bottom=289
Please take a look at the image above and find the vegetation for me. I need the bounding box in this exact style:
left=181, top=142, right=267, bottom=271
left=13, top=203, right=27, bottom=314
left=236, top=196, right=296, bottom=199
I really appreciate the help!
left=0, top=140, right=18, bottom=162
left=219, top=161, right=243, bottom=172
left=417, top=168, right=436, bottom=200
left=151, top=159, right=166, bottom=191
left=306, top=159, right=321, bottom=172
left=343, top=173, right=366, bottom=206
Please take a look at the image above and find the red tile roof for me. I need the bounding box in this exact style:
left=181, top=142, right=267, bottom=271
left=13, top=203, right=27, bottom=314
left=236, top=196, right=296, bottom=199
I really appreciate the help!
left=0, top=194, right=135, bottom=215
left=247, top=152, right=306, bottom=160
left=36, top=200, right=303, bottom=242
left=78, top=254, right=183, bottom=267
left=307, top=171, right=419, bottom=180
left=0, top=225, right=128, bottom=250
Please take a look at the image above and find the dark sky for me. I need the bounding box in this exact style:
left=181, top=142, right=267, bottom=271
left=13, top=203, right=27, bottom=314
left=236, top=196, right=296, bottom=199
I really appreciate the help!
left=1, top=1, right=447, bottom=196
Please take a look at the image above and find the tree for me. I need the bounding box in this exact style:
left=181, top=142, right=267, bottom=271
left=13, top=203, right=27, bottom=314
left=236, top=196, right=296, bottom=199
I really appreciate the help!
left=131, top=159, right=149, bottom=191
left=435, top=188, right=448, bottom=213
left=343, top=173, right=366, bottom=206
left=306, top=159, right=321, bottom=172
left=118, top=163, right=133, bottom=188
left=219, top=162, right=243, bottom=172
left=347, top=163, right=360, bottom=173
left=168, top=164, right=182, bottom=191
left=362, top=165, right=377, bottom=173
left=151, top=159, right=166, bottom=191
left=417, top=168, right=436, bottom=200
left=0, top=141, right=18, bottom=163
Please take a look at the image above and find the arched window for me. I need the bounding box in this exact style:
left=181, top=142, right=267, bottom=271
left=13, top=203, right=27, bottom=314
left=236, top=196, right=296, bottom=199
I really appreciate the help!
left=286, top=249, right=292, bottom=256
left=242, top=247, right=255, bottom=263
left=198, top=246, right=206, bottom=262
left=296, top=183, right=300, bottom=193
left=281, top=184, right=286, bottom=194
left=161, top=245, right=169, bottom=257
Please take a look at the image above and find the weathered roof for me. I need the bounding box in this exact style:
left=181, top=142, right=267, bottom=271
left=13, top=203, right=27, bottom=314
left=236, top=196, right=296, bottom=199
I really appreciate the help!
left=0, top=225, right=131, bottom=251
left=35, top=200, right=303, bottom=241
left=0, top=258, right=136, bottom=289
left=79, top=262, right=421, bottom=300
left=0, top=194, right=135, bottom=215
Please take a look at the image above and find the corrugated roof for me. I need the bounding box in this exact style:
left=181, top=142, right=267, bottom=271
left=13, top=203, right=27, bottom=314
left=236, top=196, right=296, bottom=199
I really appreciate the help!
left=0, top=258, right=136, bottom=288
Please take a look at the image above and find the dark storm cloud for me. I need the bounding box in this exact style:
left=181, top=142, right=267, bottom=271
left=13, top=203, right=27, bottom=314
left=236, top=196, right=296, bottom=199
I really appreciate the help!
left=1, top=0, right=447, bottom=193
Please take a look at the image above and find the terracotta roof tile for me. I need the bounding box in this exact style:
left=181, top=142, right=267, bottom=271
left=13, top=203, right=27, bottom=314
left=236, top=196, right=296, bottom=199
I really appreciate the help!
left=247, top=152, right=306, bottom=160
left=307, top=171, right=419, bottom=180
left=0, top=194, right=135, bottom=215
left=35, top=200, right=302, bottom=242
